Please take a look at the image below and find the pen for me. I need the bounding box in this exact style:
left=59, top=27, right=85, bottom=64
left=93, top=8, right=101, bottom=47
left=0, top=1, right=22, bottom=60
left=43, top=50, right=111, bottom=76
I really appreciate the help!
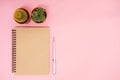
left=52, top=36, right=56, bottom=75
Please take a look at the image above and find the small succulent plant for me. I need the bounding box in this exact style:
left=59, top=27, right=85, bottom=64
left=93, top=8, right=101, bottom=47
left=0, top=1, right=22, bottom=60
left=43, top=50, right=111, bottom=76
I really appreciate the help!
left=14, top=8, right=29, bottom=24
left=31, top=8, right=47, bottom=23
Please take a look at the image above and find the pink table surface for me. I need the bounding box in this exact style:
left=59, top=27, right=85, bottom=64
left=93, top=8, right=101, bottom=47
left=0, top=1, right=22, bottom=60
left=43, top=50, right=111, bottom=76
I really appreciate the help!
left=0, top=0, right=120, bottom=80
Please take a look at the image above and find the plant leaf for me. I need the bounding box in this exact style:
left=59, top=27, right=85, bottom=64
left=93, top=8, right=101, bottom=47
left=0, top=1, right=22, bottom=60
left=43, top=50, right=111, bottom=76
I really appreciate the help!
left=39, top=15, right=46, bottom=22
left=32, top=12, right=38, bottom=16
left=37, top=8, right=45, bottom=15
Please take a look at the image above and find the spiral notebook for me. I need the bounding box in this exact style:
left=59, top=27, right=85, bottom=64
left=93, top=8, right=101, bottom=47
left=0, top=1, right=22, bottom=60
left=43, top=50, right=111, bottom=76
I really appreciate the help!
left=12, top=27, right=49, bottom=75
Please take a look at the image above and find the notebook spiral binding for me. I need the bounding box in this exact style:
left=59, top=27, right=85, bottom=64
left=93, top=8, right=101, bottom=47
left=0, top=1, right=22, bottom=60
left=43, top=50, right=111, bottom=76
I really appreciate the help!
left=12, top=29, right=16, bottom=73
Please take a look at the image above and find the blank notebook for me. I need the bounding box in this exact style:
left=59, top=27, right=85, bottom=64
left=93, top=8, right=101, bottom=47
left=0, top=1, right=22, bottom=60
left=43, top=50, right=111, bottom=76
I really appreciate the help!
left=12, top=27, right=49, bottom=75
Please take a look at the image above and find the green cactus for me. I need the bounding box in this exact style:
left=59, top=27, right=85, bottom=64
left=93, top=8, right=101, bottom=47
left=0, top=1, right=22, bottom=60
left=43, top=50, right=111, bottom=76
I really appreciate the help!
left=14, top=8, right=29, bottom=23
left=32, top=8, right=47, bottom=23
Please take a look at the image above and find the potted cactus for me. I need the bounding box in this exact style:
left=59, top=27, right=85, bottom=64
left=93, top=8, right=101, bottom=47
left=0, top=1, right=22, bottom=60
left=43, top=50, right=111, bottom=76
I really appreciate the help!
left=31, top=7, right=47, bottom=23
left=14, top=8, right=30, bottom=24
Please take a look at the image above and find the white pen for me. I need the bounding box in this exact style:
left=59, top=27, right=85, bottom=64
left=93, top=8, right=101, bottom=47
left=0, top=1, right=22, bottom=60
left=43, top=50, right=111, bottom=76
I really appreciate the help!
left=52, top=36, right=56, bottom=75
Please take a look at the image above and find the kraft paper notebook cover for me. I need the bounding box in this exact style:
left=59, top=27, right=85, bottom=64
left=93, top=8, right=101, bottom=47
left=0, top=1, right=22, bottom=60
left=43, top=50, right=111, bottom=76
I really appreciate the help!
left=12, top=27, right=49, bottom=75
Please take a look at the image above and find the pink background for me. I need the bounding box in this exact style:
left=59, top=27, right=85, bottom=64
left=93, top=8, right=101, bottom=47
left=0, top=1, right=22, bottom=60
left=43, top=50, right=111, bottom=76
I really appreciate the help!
left=0, top=0, right=120, bottom=80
